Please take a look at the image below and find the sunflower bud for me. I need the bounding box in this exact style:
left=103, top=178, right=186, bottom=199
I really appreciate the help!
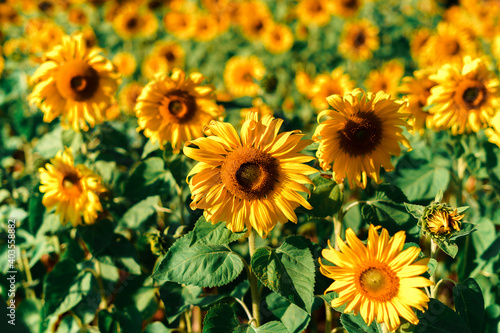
left=425, top=207, right=464, bottom=236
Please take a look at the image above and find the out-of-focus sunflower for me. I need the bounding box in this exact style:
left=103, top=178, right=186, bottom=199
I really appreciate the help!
left=119, top=81, right=143, bottom=115
left=331, top=0, right=362, bottom=18
left=238, top=0, right=272, bottom=41
left=313, top=89, right=410, bottom=189
left=112, top=52, right=137, bottom=77
left=184, top=112, right=317, bottom=237
left=39, top=148, right=106, bottom=227
left=295, top=69, right=314, bottom=97
left=193, top=12, right=219, bottom=42
left=240, top=98, right=273, bottom=122
left=144, top=41, right=185, bottom=78
left=113, top=4, right=158, bottom=39
left=399, top=69, right=437, bottom=134
left=25, top=18, right=65, bottom=56
left=296, top=0, right=331, bottom=26
left=364, top=60, right=404, bottom=97
left=320, top=224, right=433, bottom=331
left=0, top=4, right=21, bottom=26
left=263, top=22, right=294, bottom=54
left=163, top=10, right=194, bottom=39
left=28, top=34, right=120, bottom=132
left=68, top=7, right=88, bottom=25
left=310, top=68, right=355, bottom=110
left=135, top=69, right=223, bottom=152
left=486, top=112, right=500, bottom=148
left=80, top=25, right=97, bottom=48
left=427, top=56, right=500, bottom=134
left=410, top=27, right=431, bottom=62
left=223, top=56, right=265, bottom=98
left=339, top=19, right=379, bottom=61
left=420, top=22, right=475, bottom=67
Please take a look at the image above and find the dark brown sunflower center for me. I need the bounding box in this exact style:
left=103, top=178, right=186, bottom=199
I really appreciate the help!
left=341, top=0, right=358, bottom=9
left=159, top=90, right=197, bottom=123
left=252, top=20, right=265, bottom=34
left=56, top=60, right=100, bottom=102
left=445, top=39, right=460, bottom=56
left=242, top=72, right=254, bottom=82
left=126, top=17, right=139, bottom=30
left=338, top=111, right=383, bottom=156
left=221, top=147, right=279, bottom=201
left=164, top=51, right=176, bottom=62
left=357, top=265, right=399, bottom=302
left=62, top=173, right=82, bottom=196
left=462, top=87, right=485, bottom=107
left=353, top=32, right=366, bottom=47
left=39, top=1, right=53, bottom=12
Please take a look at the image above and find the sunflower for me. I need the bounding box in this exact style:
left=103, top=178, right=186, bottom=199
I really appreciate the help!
left=331, top=0, right=362, bottom=18
left=119, top=81, right=143, bottom=115
left=223, top=56, right=265, bottom=98
left=238, top=1, right=272, bottom=41
left=364, top=60, right=404, bottom=97
left=68, top=7, right=88, bottom=25
left=399, top=69, right=437, bottom=134
left=38, top=148, right=106, bottom=227
left=264, top=22, right=294, bottom=54
left=420, top=22, right=475, bottom=67
left=427, top=56, right=500, bottom=134
left=320, top=224, right=433, bottom=332
left=28, top=33, right=120, bottom=132
left=240, top=98, right=273, bottom=122
left=295, top=69, right=314, bottom=97
left=310, top=68, right=355, bottom=110
left=296, top=0, right=331, bottom=26
left=112, top=52, right=137, bottom=77
left=339, top=20, right=379, bottom=61
left=193, top=13, right=219, bottom=42
left=425, top=209, right=463, bottom=236
left=142, top=41, right=185, bottom=79
left=410, top=28, right=431, bottom=62
left=135, top=69, right=223, bottom=153
left=313, top=89, right=411, bottom=189
left=163, top=10, right=194, bottom=39
left=113, top=4, right=158, bottom=39
left=183, top=112, right=317, bottom=237
left=485, top=111, right=500, bottom=148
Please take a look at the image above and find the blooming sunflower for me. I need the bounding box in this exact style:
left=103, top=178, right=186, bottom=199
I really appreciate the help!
left=223, top=56, right=265, bottom=98
left=420, top=22, right=475, bottom=67
left=163, top=10, right=194, bottom=39
left=112, top=4, right=158, bottom=39
left=486, top=111, right=500, bottom=148
left=39, top=148, right=106, bottom=227
left=28, top=33, right=120, bottom=132
left=310, top=68, right=355, bottom=110
left=135, top=68, right=223, bottom=153
left=238, top=0, right=271, bottom=41
left=296, top=0, right=331, bottom=26
left=339, top=19, right=379, bottom=61
left=112, top=52, right=137, bottom=77
left=119, top=81, right=143, bottom=115
left=193, top=13, right=219, bottom=42
left=364, top=60, right=404, bottom=97
left=427, top=56, right=500, bottom=134
left=264, top=23, right=294, bottom=54
left=183, top=112, right=317, bottom=237
left=313, top=89, right=411, bottom=189
left=331, top=0, right=362, bottom=18
left=399, top=69, right=437, bottom=134
left=320, top=225, right=433, bottom=331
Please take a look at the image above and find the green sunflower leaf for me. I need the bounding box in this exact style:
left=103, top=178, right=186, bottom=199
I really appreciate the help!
left=453, top=278, right=485, bottom=333
left=190, top=216, right=246, bottom=247
left=415, top=299, right=471, bottom=333
left=153, top=232, right=244, bottom=288
left=202, top=304, right=250, bottom=333
left=308, top=173, right=344, bottom=218
left=251, top=236, right=315, bottom=313
left=340, top=313, right=380, bottom=333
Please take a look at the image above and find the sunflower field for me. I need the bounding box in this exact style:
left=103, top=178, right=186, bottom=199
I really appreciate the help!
left=1, top=0, right=500, bottom=332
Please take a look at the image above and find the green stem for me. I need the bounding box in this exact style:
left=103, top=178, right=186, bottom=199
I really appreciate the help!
left=94, top=260, right=109, bottom=310
left=248, top=230, right=260, bottom=327
left=333, top=183, right=345, bottom=251
left=184, top=309, right=192, bottom=333
left=324, top=301, right=332, bottom=333
left=432, top=278, right=457, bottom=299
left=429, top=239, right=438, bottom=296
